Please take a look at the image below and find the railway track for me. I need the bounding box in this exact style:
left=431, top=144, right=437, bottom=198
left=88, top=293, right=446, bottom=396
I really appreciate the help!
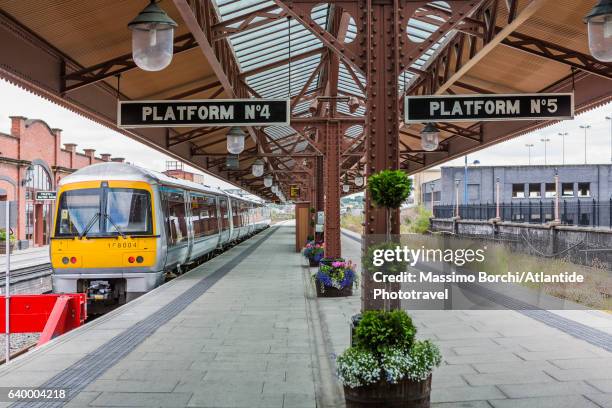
left=0, top=263, right=52, bottom=289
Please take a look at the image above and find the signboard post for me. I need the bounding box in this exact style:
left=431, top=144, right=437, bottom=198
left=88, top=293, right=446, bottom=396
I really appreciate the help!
left=405, top=93, right=574, bottom=123
left=118, top=99, right=290, bottom=128
left=2, top=201, right=11, bottom=363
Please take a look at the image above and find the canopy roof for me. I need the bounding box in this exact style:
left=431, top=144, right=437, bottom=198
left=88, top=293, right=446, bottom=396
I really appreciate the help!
left=0, top=0, right=609, bottom=201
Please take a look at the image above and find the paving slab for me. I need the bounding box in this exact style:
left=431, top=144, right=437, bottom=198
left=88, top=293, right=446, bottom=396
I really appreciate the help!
left=0, top=226, right=317, bottom=408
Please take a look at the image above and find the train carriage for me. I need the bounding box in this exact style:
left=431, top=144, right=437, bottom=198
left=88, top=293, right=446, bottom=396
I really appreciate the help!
left=50, top=162, right=269, bottom=312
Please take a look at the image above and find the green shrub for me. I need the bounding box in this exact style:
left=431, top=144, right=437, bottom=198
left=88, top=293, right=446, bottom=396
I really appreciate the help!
left=353, top=310, right=416, bottom=354
left=408, top=206, right=432, bottom=234
left=0, top=229, right=15, bottom=243
left=362, top=241, right=408, bottom=275
left=368, top=170, right=412, bottom=209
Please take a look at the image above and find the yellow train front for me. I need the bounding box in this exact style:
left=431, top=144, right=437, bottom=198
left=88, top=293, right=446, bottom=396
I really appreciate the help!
left=50, top=163, right=270, bottom=313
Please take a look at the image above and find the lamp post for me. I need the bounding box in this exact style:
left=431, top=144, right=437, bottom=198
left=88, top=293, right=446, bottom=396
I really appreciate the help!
left=606, top=116, right=612, bottom=163
left=430, top=183, right=435, bottom=213
left=463, top=156, right=480, bottom=206
left=495, top=177, right=501, bottom=220
left=579, top=124, right=591, bottom=164
left=455, top=179, right=461, bottom=218
left=525, top=144, right=534, bottom=165
left=554, top=168, right=560, bottom=223
left=558, top=132, right=568, bottom=165
left=540, top=138, right=550, bottom=165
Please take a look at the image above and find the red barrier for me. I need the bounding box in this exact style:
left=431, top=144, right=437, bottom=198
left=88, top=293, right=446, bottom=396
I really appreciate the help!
left=0, top=294, right=87, bottom=345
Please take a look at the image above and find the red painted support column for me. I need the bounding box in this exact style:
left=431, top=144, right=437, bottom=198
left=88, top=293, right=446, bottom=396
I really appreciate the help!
left=362, top=0, right=402, bottom=310
left=323, top=120, right=342, bottom=258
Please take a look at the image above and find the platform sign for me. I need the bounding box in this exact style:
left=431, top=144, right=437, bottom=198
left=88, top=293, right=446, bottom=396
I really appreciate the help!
left=118, top=99, right=290, bottom=128
left=404, top=93, right=574, bottom=123
left=290, top=185, right=300, bottom=199
left=35, top=191, right=56, bottom=201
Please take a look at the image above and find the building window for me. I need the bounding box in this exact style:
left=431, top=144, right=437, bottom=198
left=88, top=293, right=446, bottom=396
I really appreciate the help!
left=468, top=184, right=479, bottom=201
left=25, top=164, right=53, bottom=245
left=545, top=183, right=556, bottom=198
left=528, top=183, right=541, bottom=198
left=512, top=184, right=525, bottom=198
left=577, top=183, right=590, bottom=197
left=562, top=183, right=574, bottom=197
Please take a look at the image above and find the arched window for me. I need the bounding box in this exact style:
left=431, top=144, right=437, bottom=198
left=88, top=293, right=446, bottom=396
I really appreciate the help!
left=25, top=164, right=52, bottom=192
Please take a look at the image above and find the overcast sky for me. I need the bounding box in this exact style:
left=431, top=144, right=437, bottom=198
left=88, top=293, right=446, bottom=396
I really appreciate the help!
left=0, top=79, right=610, bottom=191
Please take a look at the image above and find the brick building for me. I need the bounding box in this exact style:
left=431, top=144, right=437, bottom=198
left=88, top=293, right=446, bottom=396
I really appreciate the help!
left=0, top=116, right=125, bottom=248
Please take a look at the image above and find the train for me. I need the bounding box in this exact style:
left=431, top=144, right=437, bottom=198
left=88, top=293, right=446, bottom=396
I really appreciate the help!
left=50, top=162, right=270, bottom=312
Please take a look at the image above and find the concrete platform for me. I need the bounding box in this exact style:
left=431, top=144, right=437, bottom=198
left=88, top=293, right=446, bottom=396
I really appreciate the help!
left=317, top=229, right=612, bottom=408
left=0, top=226, right=316, bottom=408
left=0, top=246, right=49, bottom=271
left=1, top=224, right=610, bottom=407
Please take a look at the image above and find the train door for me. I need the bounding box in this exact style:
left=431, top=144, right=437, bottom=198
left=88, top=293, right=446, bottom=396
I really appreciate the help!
left=160, top=187, right=189, bottom=268
left=218, top=196, right=230, bottom=246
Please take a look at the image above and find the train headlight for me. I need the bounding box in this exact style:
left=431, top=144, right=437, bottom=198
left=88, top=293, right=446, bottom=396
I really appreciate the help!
left=62, top=257, right=69, bottom=265
left=136, top=256, right=144, bottom=263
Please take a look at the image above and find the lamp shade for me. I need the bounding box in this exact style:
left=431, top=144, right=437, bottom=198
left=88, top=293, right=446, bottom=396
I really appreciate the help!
left=263, top=175, right=273, bottom=187
left=226, top=127, right=245, bottom=154
left=585, top=0, right=612, bottom=62
left=342, top=183, right=350, bottom=193
left=421, top=123, right=440, bottom=151
left=354, top=175, right=364, bottom=187
left=251, top=159, right=264, bottom=177
left=128, top=1, right=177, bottom=71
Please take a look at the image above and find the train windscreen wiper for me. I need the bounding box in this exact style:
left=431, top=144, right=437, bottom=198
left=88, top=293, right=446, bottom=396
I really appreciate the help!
left=80, top=212, right=101, bottom=239
left=101, top=212, right=126, bottom=239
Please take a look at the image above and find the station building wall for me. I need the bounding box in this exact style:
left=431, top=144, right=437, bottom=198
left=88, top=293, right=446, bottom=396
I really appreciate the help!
left=0, top=116, right=123, bottom=247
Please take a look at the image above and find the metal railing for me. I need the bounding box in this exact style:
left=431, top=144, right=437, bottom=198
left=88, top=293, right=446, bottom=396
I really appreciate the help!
left=433, top=199, right=612, bottom=228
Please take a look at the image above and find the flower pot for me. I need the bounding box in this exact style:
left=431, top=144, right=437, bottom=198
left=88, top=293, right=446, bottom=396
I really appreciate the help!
left=319, top=257, right=344, bottom=267
left=315, top=279, right=353, bottom=297
left=344, top=375, right=432, bottom=408
left=308, top=257, right=320, bottom=267
left=0, top=242, right=14, bottom=255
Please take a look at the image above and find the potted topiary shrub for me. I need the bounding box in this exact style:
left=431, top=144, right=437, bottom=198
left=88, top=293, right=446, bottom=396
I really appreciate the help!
left=0, top=229, right=16, bottom=255
left=313, top=259, right=357, bottom=297
left=337, top=310, right=441, bottom=407
left=303, top=241, right=325, bottom=267
left=367, top=170, right=412, bottom=239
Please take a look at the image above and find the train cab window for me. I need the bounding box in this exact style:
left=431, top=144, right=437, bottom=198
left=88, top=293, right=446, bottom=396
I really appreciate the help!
left=56, top=189, right=101, bottom=236
left=219, top=197, right=230, bottom=230
left=163, top=190, right=187, bottom=246
left=191, top=194, right=218, bottom=238
left=105, top=189, right=152, bottom=234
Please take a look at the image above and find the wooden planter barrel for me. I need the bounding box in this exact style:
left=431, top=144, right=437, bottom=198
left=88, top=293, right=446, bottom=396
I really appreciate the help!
left=0, top=242, right=14, bottom=255
left=344, top=375, right=432, bottom=408
left=315, top=279, right=353, bottom=297
left=308, top=257, right=321, bottom=267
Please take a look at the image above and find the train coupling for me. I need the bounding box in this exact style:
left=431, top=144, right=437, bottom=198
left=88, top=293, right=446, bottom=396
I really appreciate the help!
left=87, top=280, right=111, bottom=301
